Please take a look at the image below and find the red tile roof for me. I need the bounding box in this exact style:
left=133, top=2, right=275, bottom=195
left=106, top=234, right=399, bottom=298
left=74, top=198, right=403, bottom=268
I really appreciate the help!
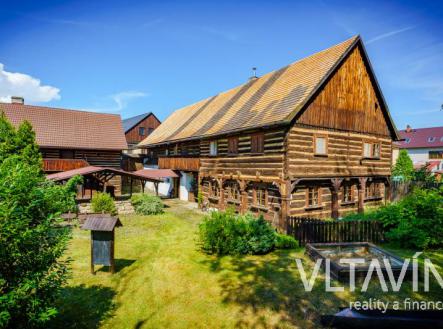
left=0, top=103, right=128, bottom=150
left=396, top=126, right=443, bottom=149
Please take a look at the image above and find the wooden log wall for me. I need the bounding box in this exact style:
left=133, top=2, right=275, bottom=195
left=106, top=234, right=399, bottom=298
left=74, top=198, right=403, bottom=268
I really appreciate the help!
left=125, top=114, right=161, bottom=145
left=41, top=148, right=122, bottom=168
left=286, top=126, right=392, bottom=179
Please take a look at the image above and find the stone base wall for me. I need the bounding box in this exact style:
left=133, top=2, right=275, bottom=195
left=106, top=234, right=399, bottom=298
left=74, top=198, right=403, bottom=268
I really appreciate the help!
left=78, top=200, right=134, bottom=215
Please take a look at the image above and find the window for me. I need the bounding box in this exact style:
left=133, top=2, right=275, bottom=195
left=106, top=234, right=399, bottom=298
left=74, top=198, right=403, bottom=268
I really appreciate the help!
left=209, top=141, right=218, bottom=156
left=314, top=135, right=327, bottom=155
left=139, top=127, right=145, bottom=136
left=227, top=136, right=238, bottom=154
left=365, top=183, right=381, bottom=199
left=250, top=132, right=264, bottom=153
left=429, top=151, right=443, bottom=159
left=254, top=188, right=267, bottom=207
left=404, top=138, right=411, bottom=144
left=306, top=187, right=321, bottom=208
left=226, top=182, right=240, bottom=201
left=210, top=182, right=220, bottom=198
left=60, top=150, right=74, bottom=159
left=342, top=185, right=353, bottom=203
left=147, top=128, right=154, bottom=135
left=363, top=142, right=380, bottom=159
left=428, top=137, right=436, bottom=143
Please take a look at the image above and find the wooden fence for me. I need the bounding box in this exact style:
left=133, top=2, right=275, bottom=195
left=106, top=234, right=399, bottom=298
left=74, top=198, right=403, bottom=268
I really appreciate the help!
left=391, top=181, right=443, bottom=202
left=287, top=217, right=385, bottom=246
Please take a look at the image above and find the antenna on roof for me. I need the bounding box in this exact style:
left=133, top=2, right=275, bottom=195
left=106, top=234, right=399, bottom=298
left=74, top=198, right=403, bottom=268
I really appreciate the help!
left=249, top=67, right=258, bottom=81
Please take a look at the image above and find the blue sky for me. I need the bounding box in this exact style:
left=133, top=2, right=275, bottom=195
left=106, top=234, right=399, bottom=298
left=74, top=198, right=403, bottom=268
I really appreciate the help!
left=0, top=0, right=442, bottom=129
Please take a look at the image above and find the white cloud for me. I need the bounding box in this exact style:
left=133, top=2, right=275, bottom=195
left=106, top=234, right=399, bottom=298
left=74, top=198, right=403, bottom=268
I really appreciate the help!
left=366, top=26, right=416, bottom=44
left=0, top=63, right=60, bottom=103
left=86, top=91, right=148, bottom=113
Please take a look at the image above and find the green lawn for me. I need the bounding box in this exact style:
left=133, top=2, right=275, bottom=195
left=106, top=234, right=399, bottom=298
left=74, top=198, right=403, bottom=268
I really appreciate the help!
left=49, top=200, right=443, bottom=329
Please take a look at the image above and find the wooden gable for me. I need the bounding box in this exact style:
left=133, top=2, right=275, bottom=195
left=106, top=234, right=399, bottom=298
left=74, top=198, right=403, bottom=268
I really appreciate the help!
left=296, top=45, right=392, bottom=137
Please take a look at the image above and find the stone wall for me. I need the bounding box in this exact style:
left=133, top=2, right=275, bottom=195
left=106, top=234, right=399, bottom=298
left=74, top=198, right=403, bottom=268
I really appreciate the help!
left=78, top=200, right=134, bottom=215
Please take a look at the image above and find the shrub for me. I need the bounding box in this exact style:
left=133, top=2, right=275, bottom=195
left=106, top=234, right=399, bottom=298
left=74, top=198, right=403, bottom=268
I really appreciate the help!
left=198, top=210, right=278, bottom=255
left=0, top=114, right=80, bottom=327
left=91, top=192, right=117, bottom=215
left=275, top=233, right=298, bottom=249
left=342, top=187, right=443, bottom=249
left=131, top=194, right=164, bottom=215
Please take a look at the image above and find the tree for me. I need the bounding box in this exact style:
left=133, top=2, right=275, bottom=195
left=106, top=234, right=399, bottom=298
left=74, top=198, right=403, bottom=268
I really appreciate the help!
left=392, top=149, right=415, bottom=181
left=0, top=113, right=81, bottom=328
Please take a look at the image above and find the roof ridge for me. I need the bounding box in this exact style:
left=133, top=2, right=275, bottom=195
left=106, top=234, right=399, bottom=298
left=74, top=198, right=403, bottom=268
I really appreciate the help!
left=0, top=102, right=122, bottom=117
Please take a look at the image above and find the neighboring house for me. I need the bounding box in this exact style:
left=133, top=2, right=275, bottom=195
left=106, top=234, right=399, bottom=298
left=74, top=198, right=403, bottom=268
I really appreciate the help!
left=0, top=97, right=128, bottom=193
left=122, top=112, right=161, bottom=148
left=396, top=125, right=443, bottom=174
left=138, top=35, right=399, bottom=228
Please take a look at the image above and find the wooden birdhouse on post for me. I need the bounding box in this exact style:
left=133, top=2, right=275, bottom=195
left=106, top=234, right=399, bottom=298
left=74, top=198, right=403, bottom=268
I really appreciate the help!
left=81, top=214, right=122, bottom=274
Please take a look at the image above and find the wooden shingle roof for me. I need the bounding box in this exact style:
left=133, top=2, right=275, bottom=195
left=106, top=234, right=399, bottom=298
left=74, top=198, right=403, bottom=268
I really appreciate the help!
left=0, top=103, right=128, bottom=150
left=140, top=36, right=370, bottom=146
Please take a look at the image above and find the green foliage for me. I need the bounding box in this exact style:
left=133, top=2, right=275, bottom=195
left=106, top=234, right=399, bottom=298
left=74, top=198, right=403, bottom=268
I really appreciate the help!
left=0, top=114, right=80, bottom=328
left=197, top=191, right=203, bottom=206
left=198, top=210, right=278, bottom=255
left=91, top=192, right=117, bottom=215
left=131, top=194, right=163, bottom=215
left=275, top=233, right=298, bottom=249
left=414, top=164, right=437, bottom=183
left=343, top=187, right=443, bottom=249
left=392, top=149, right=414, bottom=181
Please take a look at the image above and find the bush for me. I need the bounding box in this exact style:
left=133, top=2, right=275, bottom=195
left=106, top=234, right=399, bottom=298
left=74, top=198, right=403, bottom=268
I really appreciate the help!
left=198, top=210, right=280, bottom=255
left=131, top=194, right=163, bottom=215
left=342, top=187, right=443, bottom=249
left=91, top=192, right=117, bottom=215
left=275, top=233, right=298, bottom=249
left=0, top=114, right=80, bottom=327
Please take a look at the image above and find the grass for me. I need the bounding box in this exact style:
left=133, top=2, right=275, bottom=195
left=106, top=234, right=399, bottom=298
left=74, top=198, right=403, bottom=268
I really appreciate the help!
left=49, top=200, right=443, bottom=329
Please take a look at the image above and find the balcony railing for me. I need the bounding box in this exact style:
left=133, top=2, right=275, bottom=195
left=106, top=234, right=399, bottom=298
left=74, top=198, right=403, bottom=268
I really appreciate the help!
left=43, top=158, right=89, bottom=172
left=158, top=157, right=200, bottom=172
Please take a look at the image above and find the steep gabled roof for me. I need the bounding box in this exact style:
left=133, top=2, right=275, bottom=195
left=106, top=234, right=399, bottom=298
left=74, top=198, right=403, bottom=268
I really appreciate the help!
left=122, top=112, right=159, bottom=133
left=139, top=35, right=398, bottom=147
left=0, top=103, right=128, bottom=150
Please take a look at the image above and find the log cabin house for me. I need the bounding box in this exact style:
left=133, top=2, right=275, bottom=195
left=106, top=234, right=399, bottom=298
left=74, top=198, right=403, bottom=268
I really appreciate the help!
left=0, top=98, right=128, bottom=195
left=122, top=112, right=161, bottom=148
left=138, top=35, right=400, bottom=229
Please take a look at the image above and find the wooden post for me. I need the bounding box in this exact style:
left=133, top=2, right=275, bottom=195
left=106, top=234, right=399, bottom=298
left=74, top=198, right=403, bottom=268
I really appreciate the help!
left=330, top=178, right=342, bottom=219
left=239, top=180, right=248, bottom=214
left=358, top=177, right=367, bottom=213
left=154, top=182, right=159, bottom=196
left=279, top=181, right=291, bottom=232
left=129, top=177, right=133, bottom=197
left=385, top=178, right=392, bottom=204
left=90, top=231, right=95, bottom=275
left=110, top=231, right=115, bottom=274
left=217, top=178, right=225, bottom=210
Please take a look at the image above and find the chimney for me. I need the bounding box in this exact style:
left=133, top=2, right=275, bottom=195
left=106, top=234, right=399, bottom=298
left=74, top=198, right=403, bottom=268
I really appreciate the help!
left=405, top=124, right=412, bottom=133
left=249, top=67, right=258, bottom=81
left=11, top=96, right=24, bottom=105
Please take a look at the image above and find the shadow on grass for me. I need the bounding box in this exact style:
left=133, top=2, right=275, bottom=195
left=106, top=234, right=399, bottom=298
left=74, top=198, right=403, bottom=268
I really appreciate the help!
left=202, top=249, right=342, bottom=328
left=48, top=284, right=116, bottom=329
left=96, top=259, right=136, bottom=274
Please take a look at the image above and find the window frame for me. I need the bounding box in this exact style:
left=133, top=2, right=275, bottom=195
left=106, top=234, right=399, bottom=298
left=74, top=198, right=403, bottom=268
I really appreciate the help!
left=250, top=132, right=264, bottom=154
left=226, top=181, right=241, bottom=202
left=341, top=184, right=354, bottom=204
left=253, top=187, right=268, bottom=208
left=429, top=151, right=443, bottom=159
left=313, top=134, right=328, bottom=156
left=139, top=127, right=146, bottom=136
left=209, top=141, right=218, bottom=156
left=305, top=186, right=322, bottom=209
left=365, top=182, right=382, bottom=200
left=227, top=136, right=239, bottom=155
left=362, top=141, right=381, bottom=159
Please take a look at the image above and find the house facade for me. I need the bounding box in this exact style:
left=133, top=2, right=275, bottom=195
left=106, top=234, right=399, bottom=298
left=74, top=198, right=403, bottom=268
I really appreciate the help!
left=0, top=97, right=128, bottom=194
left=138, top=36, right=399, bottom=229
left=395, top=125, right=443, bottom=174
left=122, top=112, right=161, bottom=148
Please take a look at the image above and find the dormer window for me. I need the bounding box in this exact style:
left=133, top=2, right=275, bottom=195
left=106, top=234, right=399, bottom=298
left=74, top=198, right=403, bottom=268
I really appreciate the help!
left=428, top=137, right=436, bottom=143
left=404, top=138, right=411, bottom=144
